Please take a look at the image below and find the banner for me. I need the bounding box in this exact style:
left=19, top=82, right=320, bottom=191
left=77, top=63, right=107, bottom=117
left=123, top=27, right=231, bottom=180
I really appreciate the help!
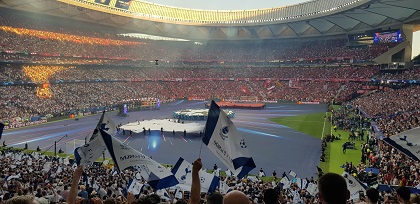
left=171, top=157, right=219, bottom=193
left=115, top=0, right=131, bottom=10
left=95, top=0, right=111, bottom=5
left=202, top=100, right=256, bottom=179
left=383, top=127, right=420, bottom=161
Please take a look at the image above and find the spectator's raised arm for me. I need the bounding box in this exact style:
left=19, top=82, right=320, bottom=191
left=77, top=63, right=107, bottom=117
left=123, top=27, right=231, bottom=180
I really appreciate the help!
left=67, top=166, right=83, bottom=204
left=189, top=158, right=202, bottom=204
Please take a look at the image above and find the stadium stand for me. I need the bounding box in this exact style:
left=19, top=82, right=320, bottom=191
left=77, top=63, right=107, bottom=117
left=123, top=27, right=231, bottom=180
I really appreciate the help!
left=1, top=2, right=420, bottom=204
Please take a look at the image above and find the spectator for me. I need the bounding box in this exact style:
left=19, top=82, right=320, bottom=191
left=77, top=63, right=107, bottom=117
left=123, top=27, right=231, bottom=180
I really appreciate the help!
left=396, top=186, right=412, bottom=204
left=223, top=190, right=250, bottom=204
left=317, top=173, right=350, bottom=204
left=4, top=195, right=37, bottom=204
left=364, top=188, right=379, bottom=204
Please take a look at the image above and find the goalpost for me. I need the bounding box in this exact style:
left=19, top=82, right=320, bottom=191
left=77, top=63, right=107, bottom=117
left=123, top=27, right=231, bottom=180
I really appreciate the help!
left=65, top=139, right=85, bottom=154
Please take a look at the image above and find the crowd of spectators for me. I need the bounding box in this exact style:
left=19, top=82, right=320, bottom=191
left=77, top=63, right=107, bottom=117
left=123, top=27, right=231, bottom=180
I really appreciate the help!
left=0, top=65, right=382, bottom=123
left=351, top=85, right=420, bottom=137
left=375, top=68, right=420, bottom=80
left=332, top=103, right=420, bottom=191
left=0, top=148, right=324, bottom=204
left=0, top=8, right=398, bottom=63
left=2, top=143, right=420, bottom=204
left=0, top=65, right=379, bottom=82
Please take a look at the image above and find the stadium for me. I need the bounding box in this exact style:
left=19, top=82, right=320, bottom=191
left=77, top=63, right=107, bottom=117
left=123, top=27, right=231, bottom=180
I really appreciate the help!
left=0, top=0, right=420, bottom=203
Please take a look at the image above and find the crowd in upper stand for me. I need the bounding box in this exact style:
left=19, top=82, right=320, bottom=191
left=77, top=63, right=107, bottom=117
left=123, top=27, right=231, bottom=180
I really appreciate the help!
left=0, top=7, right=398, bottom=63
left=0, top=66, right=381, bottom=82
left=376, top=69, right=420, bottom=80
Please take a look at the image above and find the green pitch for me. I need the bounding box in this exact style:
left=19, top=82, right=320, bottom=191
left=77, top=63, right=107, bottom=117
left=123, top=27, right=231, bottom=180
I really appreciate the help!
left=270, top=111, right=363, bottom=174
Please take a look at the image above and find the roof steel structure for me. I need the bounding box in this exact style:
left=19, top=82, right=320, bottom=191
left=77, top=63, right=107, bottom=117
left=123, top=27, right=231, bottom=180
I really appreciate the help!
left=0, top=0, right=419, bottom=40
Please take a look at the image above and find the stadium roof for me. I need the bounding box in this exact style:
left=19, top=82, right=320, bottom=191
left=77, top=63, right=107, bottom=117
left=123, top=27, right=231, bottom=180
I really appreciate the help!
left=0, top=0, right=419, bottom=40
left=145, top=0, right=308, bottom=11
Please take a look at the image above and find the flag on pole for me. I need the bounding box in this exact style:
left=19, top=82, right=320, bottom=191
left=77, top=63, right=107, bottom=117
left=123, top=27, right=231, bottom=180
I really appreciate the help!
left=127, top=179, right=144, bottom=195
left=306, top=182, right=318, bottom=196
left=342, top=172, right=367, bottom=201
left=280, top=176, right=290, bottom=189
left=0, top=122, right=4, bottom=140
left=202, top=100, right=256, bottom=179
left=289, top=170, right=297, bottom=178
left=75, top=112, right=115, bottom=166
left=87, top=111, right=116, bottom=142
left=171, top=157, right=219, bottom=193
left=100, top=129, right=178, bottom=190
left=219, top=179, right=231, bottom=194
left=74, top=135, right=106, bottom=166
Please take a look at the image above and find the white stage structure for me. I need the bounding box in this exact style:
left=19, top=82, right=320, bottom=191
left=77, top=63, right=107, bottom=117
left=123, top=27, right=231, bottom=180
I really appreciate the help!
left=120, top=119, right=205, bottom=133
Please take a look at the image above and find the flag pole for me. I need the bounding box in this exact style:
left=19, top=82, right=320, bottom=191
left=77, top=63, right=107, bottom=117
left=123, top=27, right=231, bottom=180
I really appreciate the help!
left=198, top=130, right=204, bottom=158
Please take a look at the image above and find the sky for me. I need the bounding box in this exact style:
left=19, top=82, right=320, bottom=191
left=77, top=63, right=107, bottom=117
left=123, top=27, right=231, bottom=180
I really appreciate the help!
left=145, top=0, right=308, bottom=10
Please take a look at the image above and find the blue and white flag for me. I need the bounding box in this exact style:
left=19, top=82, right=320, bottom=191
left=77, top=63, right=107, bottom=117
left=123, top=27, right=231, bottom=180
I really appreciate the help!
left=213, top=168, right=221, bottom=177
left=306, top=183, right=318, bottom=196
left=171, top=157, right=219, bottom=193
left=203, top=100, right=256, bottom=179
left=280, top=176, right=290, bottom=189
left=219, top=179, right=231, bottom=194
left=301, top=178, right=308, bottom=189
left=100, top=129, right=178, bottom=190
left=75, top=112, right=115, bottom=166
left=74, top=135, right=106, bottom=167
left=0, top=122, right=4, bottom=140
left=82, top=172, right=90, bottom=187
left=127, top=179, right=144, bottom=195
left=156, top=189, right=172, bottom=201
left=225, top=169, right=234, bottom=177
left=87, top=111, right=116, bottom=142
left=342, top=172, right=367, bottom=201
left=289, top=170, right=297, bottom=178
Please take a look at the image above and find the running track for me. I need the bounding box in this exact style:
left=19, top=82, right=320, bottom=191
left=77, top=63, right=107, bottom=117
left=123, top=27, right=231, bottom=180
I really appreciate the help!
left=2, top=100, right=325, bottom=178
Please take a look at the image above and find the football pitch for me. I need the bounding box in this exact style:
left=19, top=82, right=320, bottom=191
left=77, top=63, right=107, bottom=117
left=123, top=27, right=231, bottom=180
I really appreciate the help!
left=270, top=110, right=363, bottom=174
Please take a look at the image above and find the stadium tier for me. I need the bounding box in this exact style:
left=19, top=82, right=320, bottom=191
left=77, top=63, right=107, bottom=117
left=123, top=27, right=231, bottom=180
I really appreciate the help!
left=1, top=0, right=420, bottom=204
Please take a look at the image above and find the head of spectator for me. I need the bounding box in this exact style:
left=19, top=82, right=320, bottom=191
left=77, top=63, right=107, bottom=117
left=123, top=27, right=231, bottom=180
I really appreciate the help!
left=365, top=188, right=379, bottom=204
left=175, top=199, right=188, bottom=204
left=318, top=172, right=349, bottom=204
left=263, top=188, right=278, bottom=204
left=396, top=186, right=412, bottom=204
left=410, top=194, right=420, bottom=204
left=206, top=192, right=223, bottom=204
left=5, top=195, right=38, bottom=204
left=223, top=190, right=250, bottom=204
